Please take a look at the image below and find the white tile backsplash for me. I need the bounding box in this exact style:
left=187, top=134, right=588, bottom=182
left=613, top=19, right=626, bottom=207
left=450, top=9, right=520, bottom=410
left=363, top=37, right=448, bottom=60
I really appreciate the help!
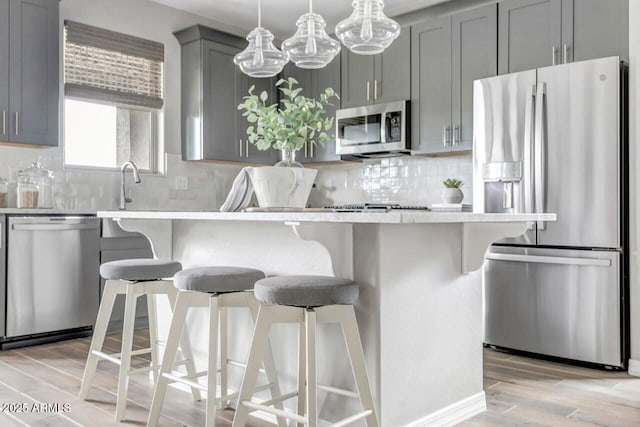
left=311, top=155, right=473, bottom=207
left=0, top=144, right=471, bottom=211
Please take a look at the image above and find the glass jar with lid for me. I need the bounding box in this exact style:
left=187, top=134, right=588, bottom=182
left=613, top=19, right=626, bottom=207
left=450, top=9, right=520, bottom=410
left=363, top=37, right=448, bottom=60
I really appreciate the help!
left=16, top=177, right=38, bottom=209
left=17, top=162, right=54, bottom=209
left=0, top=177, right=7, bottom=208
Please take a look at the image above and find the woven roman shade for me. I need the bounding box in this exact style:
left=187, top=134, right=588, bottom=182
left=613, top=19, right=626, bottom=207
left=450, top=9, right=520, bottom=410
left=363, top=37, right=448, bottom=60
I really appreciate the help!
left=64, top=20, right=164, bottom=109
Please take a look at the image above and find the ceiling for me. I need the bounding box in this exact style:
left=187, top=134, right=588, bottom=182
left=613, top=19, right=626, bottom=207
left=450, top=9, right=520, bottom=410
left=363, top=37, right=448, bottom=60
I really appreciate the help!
left=150, top=0, right=448, bottom=39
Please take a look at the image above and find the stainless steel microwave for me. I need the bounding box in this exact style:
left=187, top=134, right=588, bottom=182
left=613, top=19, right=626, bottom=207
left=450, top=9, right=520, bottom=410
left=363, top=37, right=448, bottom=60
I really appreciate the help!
left=335, top=100, right=410, bottom=157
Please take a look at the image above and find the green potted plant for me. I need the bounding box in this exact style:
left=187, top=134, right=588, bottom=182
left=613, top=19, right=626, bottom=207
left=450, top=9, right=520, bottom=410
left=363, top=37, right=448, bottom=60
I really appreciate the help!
left=441, top=178, right=464, bottom=204
left=236, top=77, right=338, bottom=208
left=237, top=77, right=338, bottom=167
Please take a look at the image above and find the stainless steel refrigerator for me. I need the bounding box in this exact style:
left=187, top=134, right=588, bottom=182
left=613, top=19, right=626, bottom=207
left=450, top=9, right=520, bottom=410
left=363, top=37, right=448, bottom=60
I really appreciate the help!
left=472, top=56, right=628, bottom=369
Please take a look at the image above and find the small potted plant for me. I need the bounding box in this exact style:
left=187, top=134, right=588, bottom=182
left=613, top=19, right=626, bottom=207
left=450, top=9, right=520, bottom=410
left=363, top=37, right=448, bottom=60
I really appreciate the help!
left=441, top=178, right=464, bottom=204
left=237, top=78, right=338, bottom=208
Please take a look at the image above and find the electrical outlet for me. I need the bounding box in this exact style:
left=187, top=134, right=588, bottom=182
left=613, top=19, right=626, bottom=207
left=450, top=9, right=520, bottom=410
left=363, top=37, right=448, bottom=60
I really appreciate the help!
left=175, top=176, right=189, bottom=191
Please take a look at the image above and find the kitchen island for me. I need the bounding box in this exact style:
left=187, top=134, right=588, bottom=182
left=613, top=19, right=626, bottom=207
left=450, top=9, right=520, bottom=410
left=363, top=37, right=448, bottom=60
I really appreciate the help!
left=98, top=210, right=554, bottom=426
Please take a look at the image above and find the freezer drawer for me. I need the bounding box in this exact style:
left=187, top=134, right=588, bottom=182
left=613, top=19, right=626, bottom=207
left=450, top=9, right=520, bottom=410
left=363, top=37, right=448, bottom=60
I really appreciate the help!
left=6, top=217, right=100, bottom=338
left=484, top=246, right=622, bottom=367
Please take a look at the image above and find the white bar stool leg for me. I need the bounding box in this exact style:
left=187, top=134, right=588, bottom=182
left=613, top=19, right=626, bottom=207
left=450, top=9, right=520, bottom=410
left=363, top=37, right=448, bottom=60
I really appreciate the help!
left=339, top=306, right=379, bottom=427
left=166, top=288, right=202, bottom=402
left=79, top=280, right=119, bottom=399
left=305, top=309, right=318, bottom=427
left=148, top=291, right=191, bottom=427
left=116, top=285, right=139, bottom=421
left=297, top=322, right=306, bottom=427
left=206, top=295, right=219, bottom=427
left=147, top=293, right=159, bottom=383
left=219, top=306, right=228, bottom=408
left=231, top=305, right=276, bottom=427
left=247, top=299, right=288, bottom=427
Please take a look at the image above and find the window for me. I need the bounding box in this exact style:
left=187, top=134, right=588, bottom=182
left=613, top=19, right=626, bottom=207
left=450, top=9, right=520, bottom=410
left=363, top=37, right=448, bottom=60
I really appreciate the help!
left=63, top=21, right=164, bottom=171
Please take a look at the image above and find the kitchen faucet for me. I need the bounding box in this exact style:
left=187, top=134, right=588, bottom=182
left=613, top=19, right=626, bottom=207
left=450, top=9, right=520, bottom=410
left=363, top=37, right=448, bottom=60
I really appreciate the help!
left=120, top=161, right=141, bottom=210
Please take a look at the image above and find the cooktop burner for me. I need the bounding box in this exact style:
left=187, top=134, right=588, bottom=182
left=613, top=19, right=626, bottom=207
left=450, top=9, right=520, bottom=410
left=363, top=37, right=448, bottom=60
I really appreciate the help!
left=326, top=203, right=430, bottom=212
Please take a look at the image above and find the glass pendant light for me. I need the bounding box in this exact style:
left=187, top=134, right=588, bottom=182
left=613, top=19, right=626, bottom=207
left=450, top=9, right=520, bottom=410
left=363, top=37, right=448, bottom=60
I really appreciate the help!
left=335, top=0, right=400, bottom=55
left=281, top=0, right=341, bottom=69
left=233, top=0, right=288, bottom=78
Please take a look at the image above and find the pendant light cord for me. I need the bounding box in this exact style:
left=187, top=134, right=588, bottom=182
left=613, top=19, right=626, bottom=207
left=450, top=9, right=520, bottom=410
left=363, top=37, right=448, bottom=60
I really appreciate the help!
left=309, top=0, right=313, bottom=13
left=257, top=0, right=262, bottom=28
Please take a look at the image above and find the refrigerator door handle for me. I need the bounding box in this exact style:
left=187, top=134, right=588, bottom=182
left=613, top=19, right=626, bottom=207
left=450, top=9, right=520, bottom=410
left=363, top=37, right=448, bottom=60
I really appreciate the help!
left=485, top=253, right=612, bottom=267
left=523, top=84, right=536, bottom=215
left=534, top=82, right=546, bottom=229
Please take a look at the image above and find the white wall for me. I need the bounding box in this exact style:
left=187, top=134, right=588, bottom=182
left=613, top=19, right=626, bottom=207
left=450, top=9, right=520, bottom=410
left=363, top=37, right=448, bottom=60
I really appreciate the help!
left=628, top=0, right=640, bottom=374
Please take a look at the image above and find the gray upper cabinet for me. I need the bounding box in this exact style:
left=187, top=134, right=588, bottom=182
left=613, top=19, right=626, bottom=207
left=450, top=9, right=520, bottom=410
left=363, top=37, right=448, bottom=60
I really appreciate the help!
left=569, top=0, right=628, bottom=63
left=3, top=0, right=59, bottom=146
left=341, top=28, right=410, bottom=108
left=412, top=4, right=497, bottom=155
left=498, top=0, right=562, bottom=74
left=283, top=56, right=342, bottom=163
left=411, top=16, right=452, bottom=155
left=175, top=25, right=275, bottom=164
left=452, top=5, right=498, bottom=151
left=341, top=51, right=374, bottom=108
left=0, top=1, right=8, bottom=142
left=499, top=0, right=627, bottom=74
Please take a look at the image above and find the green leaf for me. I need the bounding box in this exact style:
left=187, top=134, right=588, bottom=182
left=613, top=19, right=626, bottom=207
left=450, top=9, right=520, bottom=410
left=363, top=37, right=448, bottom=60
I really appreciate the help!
left=259, top=90, right=269, bottom=102
left=247, top=113, right=258, bottom=123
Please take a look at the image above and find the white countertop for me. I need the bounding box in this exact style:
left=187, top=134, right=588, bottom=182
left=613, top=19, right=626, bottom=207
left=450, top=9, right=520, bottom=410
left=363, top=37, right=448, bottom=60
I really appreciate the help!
left=97, top=210, right=556, bottom=224
left=0, top=208, right=97, bottom=215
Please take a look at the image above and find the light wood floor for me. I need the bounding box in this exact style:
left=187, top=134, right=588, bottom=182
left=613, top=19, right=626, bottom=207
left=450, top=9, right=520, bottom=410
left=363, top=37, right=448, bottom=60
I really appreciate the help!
left=0, top=329, right=638, bottom=426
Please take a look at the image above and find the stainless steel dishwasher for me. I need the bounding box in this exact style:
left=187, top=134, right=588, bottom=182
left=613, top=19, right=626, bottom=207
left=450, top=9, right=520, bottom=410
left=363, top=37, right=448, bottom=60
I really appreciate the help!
left=3, top=216, right=100, bottom=348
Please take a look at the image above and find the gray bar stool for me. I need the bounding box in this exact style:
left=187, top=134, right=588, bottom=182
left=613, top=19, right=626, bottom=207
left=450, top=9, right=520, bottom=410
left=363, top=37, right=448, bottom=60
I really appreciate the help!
left=232, top=275, right=379, bottom=427
left=80, top=258, right=201, bottom=421
left=147, top=266, right=287, bottom=427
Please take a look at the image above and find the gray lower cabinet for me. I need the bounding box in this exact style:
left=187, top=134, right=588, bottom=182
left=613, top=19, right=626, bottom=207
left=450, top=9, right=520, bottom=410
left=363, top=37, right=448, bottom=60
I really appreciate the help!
left=1, top=0, right=59, bottom=147
left=341, top=28, right=410, bottom=108
left=498, top=0, right=627, bottom=74
left=283, top=56, right=342, bottom=164
left=412, top=4, right=497, bottom=155
left=176, top=25, right=276, bottom=164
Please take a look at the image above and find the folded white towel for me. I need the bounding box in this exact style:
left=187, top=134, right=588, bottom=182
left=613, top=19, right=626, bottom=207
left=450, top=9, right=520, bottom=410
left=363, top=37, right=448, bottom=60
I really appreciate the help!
left=220, top=167, right=254, bottom=212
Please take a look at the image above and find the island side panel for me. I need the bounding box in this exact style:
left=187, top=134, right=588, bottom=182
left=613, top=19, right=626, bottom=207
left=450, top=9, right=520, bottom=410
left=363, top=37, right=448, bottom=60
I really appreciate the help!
left=353, top=223, right=486, bottom=426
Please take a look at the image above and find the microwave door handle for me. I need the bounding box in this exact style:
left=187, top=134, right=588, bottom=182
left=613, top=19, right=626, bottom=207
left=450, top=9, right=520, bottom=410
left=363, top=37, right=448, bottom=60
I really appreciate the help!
left=534, top=82, right=547, bottom=229
left=523, top=84, right=535, bottom=215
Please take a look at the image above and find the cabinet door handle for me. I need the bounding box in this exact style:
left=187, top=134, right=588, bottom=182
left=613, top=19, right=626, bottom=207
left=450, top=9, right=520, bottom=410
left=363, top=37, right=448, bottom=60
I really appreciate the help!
left=304, top=141, right=308, bottom=158
left=366, top=81, right=370, bottom=101
left=14, top=112, right=19, bottom=136
left=551, top=45, right=557, bottom=66
left=239, top=139, right=243, bottom=157
left=1, top=110, right=5, bottom=136
left=454, top=125, right=460, bottom=146
left=310, top=141, right=314, bottom=158
left=442, top=125, right=450, bottom=147
left=374, top=80, right=378, bottom=100
left=563, top=43, right=569, bottom=64
left=245, top=139, right=249, bottom=158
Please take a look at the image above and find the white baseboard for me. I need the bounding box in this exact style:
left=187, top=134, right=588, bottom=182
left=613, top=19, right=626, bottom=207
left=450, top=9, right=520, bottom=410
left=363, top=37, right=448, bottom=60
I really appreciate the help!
left=629, top=359, right=640, bottom=377
left=404, top=391, right=487, bottom=427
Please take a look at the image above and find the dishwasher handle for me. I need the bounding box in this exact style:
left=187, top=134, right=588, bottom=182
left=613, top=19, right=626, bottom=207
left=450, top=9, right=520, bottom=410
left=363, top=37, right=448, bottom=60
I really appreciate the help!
left=485, top=253, right=612, bottom=267
left=12, top=223, right=99, bottom=231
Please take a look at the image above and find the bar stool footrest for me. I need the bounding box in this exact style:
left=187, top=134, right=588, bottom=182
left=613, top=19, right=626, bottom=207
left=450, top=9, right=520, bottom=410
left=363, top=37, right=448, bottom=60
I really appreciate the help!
left=330, top=410, right=374, bottom=427
left=241, top=400, right=306, bottom=424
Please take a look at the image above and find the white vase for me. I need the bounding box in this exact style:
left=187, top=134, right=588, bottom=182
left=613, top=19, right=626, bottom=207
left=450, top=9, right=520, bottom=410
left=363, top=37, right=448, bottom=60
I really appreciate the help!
left=441, top=188, right=464, bottom=204
left=246, top=166, right=317, bottom=208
